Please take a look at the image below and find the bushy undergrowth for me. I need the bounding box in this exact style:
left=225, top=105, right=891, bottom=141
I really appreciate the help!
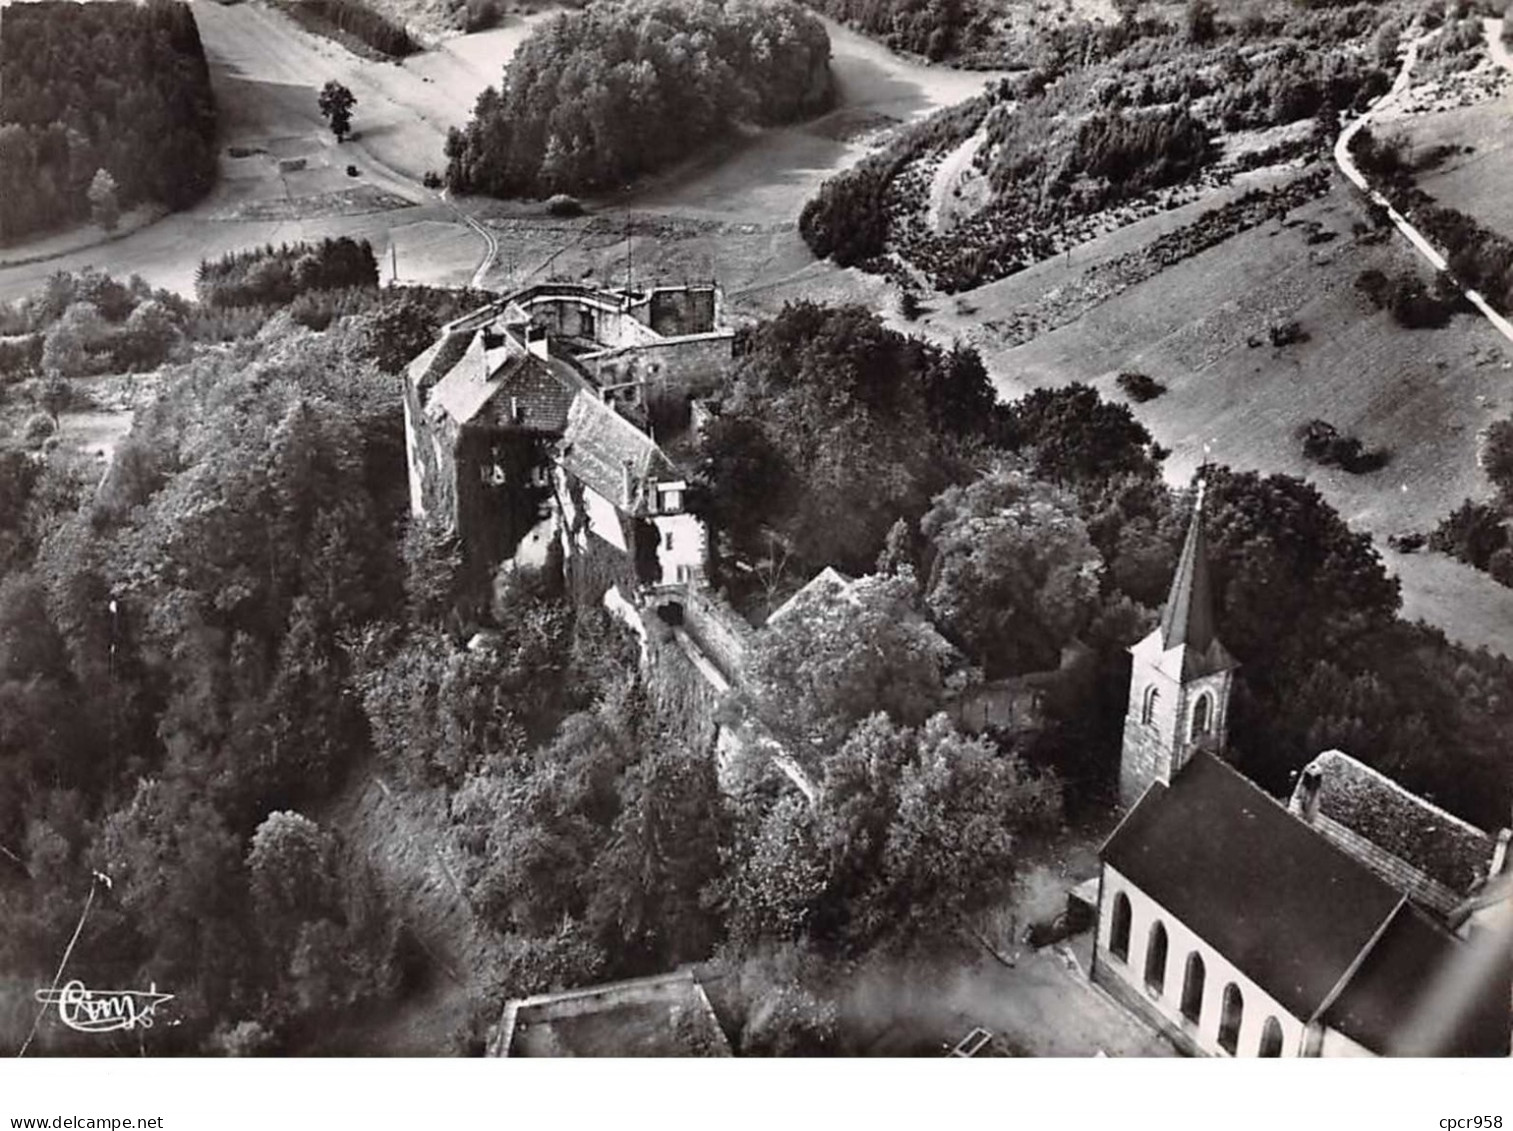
left=800, top=3, right=1392, bottom=292
left=279, top=0, right=418, bottom=57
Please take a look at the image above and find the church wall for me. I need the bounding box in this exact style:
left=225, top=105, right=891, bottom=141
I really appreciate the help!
left=1120, top=657, right=1183, bottom=806
left=1094, top=864, right=1308, bottom=1058
left=1120, top=648, right=1236, bottom=807
left=1319, top=1027, right=1375, bottom=1058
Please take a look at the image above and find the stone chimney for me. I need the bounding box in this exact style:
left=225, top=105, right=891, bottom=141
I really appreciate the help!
left=1492, top=827, right=1511, bottom=878
left=622, top=460, right=635, bottom=509
left=1291, top=764, right=1323, bottom=824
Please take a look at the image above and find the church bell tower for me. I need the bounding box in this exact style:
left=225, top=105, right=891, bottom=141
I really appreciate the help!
left=1119, top=477, right=1238, bottom=807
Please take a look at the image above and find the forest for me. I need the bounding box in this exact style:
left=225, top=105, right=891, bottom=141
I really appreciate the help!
left=0, top=0, right=218, bottom=245
left=1, top=278, right=1511, bottom=1055
left=196, top=239, right=382, bottom=310
left=443, top=0, right=835, bottom=199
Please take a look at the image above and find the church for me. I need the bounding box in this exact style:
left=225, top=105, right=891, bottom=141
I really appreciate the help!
left=1091, top=481, right=1512, bottom=1057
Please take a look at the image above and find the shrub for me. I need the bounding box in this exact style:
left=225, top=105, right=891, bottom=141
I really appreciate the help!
left=898, top=291, right=922, bottom=321
left=545, top=194, right=585, bottom=218
left=0, top=335, right=43, bottom=379
left=1490, top=546, right=1513, bottom=588
left=1117, top=371, right=1165, bottom=402
left=1298, top=419, right=1390, bottom=474
left=24, top=412, right=57, bottom=444
left=1429, top=499, right=1508, bottom=569
left=1269, top=320, right=1307, bottom=347
left=282, top=0, right=418, bottom=57
left=1389, top=276, right=1455, bottom=329
left=457, top=0, right=499, bottom=31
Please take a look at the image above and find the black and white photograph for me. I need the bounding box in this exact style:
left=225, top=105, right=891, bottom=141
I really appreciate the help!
left=0, top=0, right=1508, bottom=1114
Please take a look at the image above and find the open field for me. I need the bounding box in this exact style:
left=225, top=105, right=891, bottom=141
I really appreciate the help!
left=1396, top=90, right=1513, bottom=244
left=924, top=173, right=1513, bottom=653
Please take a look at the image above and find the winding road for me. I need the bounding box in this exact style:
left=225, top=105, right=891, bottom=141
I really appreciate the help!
left=1334, top=24, right=1513, bottom=345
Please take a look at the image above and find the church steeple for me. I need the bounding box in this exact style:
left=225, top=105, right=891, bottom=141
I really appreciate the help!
left=1159, top=478, right=1217, bottom=655
left=1118, top=474, right=1239, bottom=807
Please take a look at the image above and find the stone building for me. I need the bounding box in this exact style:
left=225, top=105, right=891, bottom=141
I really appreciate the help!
left=401, top=281, right=733, bottom=599
left=1092, top=481, right=1512, bottom=1057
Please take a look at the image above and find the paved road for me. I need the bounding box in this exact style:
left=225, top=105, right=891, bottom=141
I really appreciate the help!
left=1334, top=26, right=1513, bottom=345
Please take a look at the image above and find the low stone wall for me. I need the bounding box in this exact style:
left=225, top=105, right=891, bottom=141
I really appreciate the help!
left=679, top=587, right=753, bottom=686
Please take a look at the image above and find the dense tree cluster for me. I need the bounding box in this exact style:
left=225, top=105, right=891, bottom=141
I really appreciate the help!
left=444, top=0, right=834, bottom=199
left=688, top=302, right=994, bottom=579
left=0, top=0, right=217, bottom=244
left=195, top=239, right=380, bottom=309
left=0, top=269, right=192, bottom=381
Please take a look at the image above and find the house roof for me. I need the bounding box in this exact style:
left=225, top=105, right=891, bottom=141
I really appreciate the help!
left=427, top=332, right=591, bottom=431
left=766, top=567, right=856, bottom=626
left=557, top=392, right=675, bottom=512
left=407, top=327, right=473, bottom=396
left=1104, top=750, right=1407, bottom=1021
left=1296, top=750, right=1498, bottom=896
left=1320, top=900, right=1510, bottom=1057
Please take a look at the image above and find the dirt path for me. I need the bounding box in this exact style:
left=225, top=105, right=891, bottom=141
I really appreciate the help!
left=926, top=130, right=988, bottom=233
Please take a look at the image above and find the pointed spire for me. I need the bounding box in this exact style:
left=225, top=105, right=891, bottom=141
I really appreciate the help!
left=1159, top=472, right=1217, bottom=655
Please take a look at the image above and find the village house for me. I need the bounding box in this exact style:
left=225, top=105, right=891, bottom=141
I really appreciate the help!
left=401, top=281, right=733, bottom=599
left=1091, top=481, right=1512, bottom=1057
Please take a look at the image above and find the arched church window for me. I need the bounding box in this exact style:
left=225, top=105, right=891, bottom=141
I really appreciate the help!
left=1218, top=983, right=1244, bottom=1054
left=1259, top=1016, right=1283, bottom=1057
left=1144, top=921, right=1168, bottom=995
left=1109, top=892, right=1132, bottom=961
left=1141, top=685, right=1159, bottom=726
left=1181, top=951, right=1206, bottom=1023
left=1191, top=692, right=1213, bottom=739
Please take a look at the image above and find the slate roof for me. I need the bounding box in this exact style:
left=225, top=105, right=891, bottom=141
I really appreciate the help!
left=766, top=567, right=856, bottom=626
left=1134, top=490, right=1236, bottom=680
left=1300, top=750, right=1498, bottom=896
left=1321, top=900, right=1511, bottom=1057
left=427, top=332, right=590, bottom=432
left=407, top=328, right=473, bottom=396
left=1104, top=750, right=1406, bottom=1021
left=557, top=392, right=675, bottom=513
